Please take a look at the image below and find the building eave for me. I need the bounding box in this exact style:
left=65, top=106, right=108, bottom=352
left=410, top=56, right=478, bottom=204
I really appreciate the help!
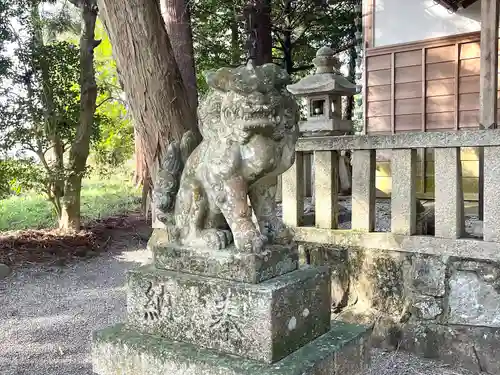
left=434, top=0, right=479, bottom=12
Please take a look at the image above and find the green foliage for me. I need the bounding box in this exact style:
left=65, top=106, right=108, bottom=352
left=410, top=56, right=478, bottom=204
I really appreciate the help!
left=0, top=0, right=25, bottom=78
left=62, top=19, right=134, bottom=174
left=191, top=0, right=359, bottom=90
left=0, top=3, right=132, bottom=214
left=0, top=0, right=361, bottom=230
left=192, top=0, right=244, bottom=94
left=91, top=20, right=134, bottom=175
left=0, top=157, right=47, bottom=198
left=0, top=2, right=83, bottom=154
left=0, top=169, right=141, bottom=231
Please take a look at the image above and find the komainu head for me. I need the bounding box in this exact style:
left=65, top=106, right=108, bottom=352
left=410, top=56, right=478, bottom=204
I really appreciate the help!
left=198, top=62, right=299, bottom=143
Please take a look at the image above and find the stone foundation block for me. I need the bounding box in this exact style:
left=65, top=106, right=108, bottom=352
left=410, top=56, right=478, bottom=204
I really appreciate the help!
left=92, top=322, right=372, bottom=375
left=150, top=230, right=299, bottom=283
left=398, top=322, right=500, bottom=374
left=126, top=265, right=331, bottom=363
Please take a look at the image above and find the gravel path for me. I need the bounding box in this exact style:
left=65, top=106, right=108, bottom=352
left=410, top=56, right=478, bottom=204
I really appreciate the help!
left=0, top=247, right=476, bottom=375
left=0, top=247, right=150, bottom=375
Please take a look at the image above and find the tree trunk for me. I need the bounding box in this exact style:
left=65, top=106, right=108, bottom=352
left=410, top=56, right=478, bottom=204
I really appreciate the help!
left=255, top=0, right=273, bottom=65
left=283, top=0, right=293, bottom=74
left=30, top=2, right=66, bottom=215
left=98, top=0, right=201, bottom=189
left=60, top=0, right=100, bottom=230
left=230, top=12, right=240, bottom=66
left=159, top=0, right=198, bottom=112
left=344, top=46, right=356, bottom=122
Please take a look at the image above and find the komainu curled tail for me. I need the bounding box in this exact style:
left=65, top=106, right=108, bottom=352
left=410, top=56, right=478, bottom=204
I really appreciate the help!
left=151, top=130, right=198, bottom=228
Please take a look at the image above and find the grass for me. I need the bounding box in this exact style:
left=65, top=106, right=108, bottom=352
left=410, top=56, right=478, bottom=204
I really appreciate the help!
left=0, top=170, right=142, bottom=232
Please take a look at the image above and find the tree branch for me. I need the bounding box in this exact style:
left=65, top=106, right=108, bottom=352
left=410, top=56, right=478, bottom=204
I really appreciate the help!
left=95, top=96, right=125, bottom=109
left=292, top=24, right=313, bottom=45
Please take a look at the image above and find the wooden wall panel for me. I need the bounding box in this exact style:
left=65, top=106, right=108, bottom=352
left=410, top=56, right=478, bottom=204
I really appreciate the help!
left=395, top=114, right=422, bottom=131
left=459, top=58, right=480, bottom=76
left=367, top=70, right=391, bottom=86
left=460, top=42, right=481, bottom=59
left=366, top=55, right=391, bottom=71
left=459, top=93, right=480, bottom=111
left=395, top=98, right=421, bottom=115
left=395, top=66, right=422, bottom=83
left=427, top=112, right=455, bottom=130
left=367, top=85, right=391, bottom=101
left=426, top=95, right=455, bottom=113
left=426, top=78, right=454, bottom=96
left=459, top=110, right=480, bottom=128
left=366, top=53, right=393, bottom=134
left=367, top=101, right=391, bottom=117
left=427, top=62, right=455, bottom=80
left=426, top=45, right=456, bottom=63
left=366, top=116, right=391, bottom=132
left=459, top=76, right=479, bottom=94
left=364, top=32, right=500, bottom=136
left=395, top=82, right=422, bottom=99
left=395, top=50, right=422, bottom=67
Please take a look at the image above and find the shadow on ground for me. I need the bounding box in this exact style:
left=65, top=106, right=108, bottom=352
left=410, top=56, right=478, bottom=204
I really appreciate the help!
left=0, top=236, right=152, bottom=375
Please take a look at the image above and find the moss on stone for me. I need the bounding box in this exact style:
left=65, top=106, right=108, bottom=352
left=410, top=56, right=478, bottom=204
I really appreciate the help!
left=92, top=322, right=372, bottom=375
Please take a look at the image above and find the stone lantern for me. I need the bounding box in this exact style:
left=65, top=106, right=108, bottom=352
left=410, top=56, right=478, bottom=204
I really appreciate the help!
left=286, top=46, right=358, bottom=198
left=287, top=46, right=358, bottom=135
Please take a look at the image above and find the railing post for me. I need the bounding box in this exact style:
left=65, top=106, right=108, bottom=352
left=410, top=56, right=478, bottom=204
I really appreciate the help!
left=391, top=149, right=417, bottom=235
left=434, top=148, right=464, bottom=239
left=483, top=146, right=500, bottom=242
left=282, top=151, right=304, bottom=227
left=351, top=150, right=376, bottom=231
left=314, top=150, right=339, bottom=229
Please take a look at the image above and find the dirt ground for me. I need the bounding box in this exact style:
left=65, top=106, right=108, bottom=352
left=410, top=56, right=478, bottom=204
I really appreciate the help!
left=0, top=213, right=152, bottom=269
left=0, top=214, right=477, bottom=375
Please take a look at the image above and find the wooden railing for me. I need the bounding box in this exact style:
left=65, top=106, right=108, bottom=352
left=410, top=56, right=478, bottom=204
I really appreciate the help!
left=282, top=130, right=500, bottom=248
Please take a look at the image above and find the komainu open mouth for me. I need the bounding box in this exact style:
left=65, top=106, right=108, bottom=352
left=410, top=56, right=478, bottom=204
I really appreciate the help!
left=238, top=104, right=282, bottom=128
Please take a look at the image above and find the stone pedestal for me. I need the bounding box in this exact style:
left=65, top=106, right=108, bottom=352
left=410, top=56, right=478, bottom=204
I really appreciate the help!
left=91, top=233, right=372, bottom=374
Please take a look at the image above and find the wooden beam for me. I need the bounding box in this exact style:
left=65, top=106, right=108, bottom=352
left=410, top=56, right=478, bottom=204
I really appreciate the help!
left=363, top=0, right=374, bottom=49
left=366, top=31, right=481, bottom=57
left=454, top=43, right=460, bottom=130
left=461, top=0, right=480, bottom=9
left=390, top=52, right=395, bottom=134
left=479, top=0, right=499, bottom=130
left=421, top=48, right=426, bottom=132
left=478, top=0, right=499, bottom=220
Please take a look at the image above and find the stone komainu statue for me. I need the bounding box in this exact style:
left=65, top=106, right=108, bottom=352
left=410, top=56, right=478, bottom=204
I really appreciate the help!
left=153, top=62, right=300, bottom=254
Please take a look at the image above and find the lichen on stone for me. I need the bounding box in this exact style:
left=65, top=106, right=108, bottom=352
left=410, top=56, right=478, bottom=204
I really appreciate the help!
left=152, top=62, right=300, bottom=254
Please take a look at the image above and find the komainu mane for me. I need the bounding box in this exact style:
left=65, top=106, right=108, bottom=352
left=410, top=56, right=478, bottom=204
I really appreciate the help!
left=153, top=62, right=300, bottom=253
